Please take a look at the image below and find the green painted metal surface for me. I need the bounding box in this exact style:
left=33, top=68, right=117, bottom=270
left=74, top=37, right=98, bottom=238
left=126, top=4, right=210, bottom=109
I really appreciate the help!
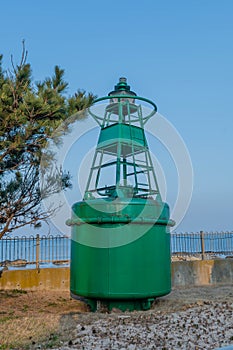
left=69, top=198, right=174, bottom=311
left=68, top=78, right=175, bottom=311
left=71, top=224, right=170, bottom=298
left=97, top=124, right=147, bottom=156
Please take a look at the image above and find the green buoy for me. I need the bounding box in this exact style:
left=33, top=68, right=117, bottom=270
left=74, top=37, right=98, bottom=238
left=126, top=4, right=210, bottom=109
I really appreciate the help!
left=67, top=78, right=175, bottom=311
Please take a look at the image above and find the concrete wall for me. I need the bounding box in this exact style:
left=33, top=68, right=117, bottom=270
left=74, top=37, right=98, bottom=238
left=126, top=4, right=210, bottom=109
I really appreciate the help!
left=0, top=259, right=233, bottom=291
left=172, top=259, right=233, bottom=287
left=0, top=267, right=69, bottom=291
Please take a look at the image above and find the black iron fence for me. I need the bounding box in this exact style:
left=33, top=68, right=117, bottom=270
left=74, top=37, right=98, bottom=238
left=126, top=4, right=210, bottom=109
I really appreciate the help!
left=171, top=231, right=233, bottom=260
left=0, top=231, right=233, bottom=268
left=0, top=234, right=70, bottom=268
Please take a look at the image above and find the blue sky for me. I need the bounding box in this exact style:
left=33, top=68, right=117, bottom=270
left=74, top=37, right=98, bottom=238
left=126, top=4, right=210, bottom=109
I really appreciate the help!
left=1, top=0, right=233, bottom=232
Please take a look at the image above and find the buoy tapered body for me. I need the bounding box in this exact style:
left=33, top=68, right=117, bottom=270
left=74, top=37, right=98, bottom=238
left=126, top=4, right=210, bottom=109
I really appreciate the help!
left=68, top=78, right=175, bottom=311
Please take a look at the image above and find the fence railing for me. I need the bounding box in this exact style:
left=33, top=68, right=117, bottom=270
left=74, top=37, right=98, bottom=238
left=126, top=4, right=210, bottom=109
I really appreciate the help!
left=171, top=231, right=233, bottom=260
left=0, top=231, right=233, bottom=268
left=0, top=234, right=70, bottom=269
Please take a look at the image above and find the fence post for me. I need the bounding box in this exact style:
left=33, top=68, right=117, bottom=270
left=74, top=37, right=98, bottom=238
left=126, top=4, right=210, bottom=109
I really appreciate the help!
left=36, top=234, right=40, bottom=270
left=200, top=230, right=205, bottom=260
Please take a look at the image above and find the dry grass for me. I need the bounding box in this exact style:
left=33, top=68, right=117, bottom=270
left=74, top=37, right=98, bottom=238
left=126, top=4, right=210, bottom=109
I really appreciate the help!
left=0, top=315, right=59, bottom=349
left=0, top=290, right=88, bottom=349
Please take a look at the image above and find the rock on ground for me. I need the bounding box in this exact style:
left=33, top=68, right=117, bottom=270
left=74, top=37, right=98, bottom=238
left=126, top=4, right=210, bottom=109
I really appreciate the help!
left=51, top=286, right=233, bottom=350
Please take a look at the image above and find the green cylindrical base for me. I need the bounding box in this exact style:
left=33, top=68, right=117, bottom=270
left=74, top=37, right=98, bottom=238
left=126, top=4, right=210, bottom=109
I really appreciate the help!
left=69, top=198, right=173, bottom=312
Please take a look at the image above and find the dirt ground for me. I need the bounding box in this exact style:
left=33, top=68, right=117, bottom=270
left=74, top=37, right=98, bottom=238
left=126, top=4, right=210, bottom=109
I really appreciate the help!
left=0, top=290, right=88, bottom=349
left=0, top=285, right=233, bottom=349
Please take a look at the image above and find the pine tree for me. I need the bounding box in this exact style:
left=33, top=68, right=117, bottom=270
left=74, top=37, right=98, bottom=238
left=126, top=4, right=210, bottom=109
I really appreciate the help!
left=0, top=43, right=96, bottom=238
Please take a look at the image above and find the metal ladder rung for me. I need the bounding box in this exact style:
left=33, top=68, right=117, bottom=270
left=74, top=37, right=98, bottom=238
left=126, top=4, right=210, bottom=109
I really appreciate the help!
left=126, top=170, right=145, bottom=176
left=134, top=159, right=147, bottom=164
left=135, top=165, right=153, bottom=170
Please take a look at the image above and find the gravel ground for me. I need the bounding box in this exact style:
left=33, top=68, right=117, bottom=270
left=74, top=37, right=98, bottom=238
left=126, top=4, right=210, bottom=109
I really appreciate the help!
left=51, top=285, right=233, bottom=350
